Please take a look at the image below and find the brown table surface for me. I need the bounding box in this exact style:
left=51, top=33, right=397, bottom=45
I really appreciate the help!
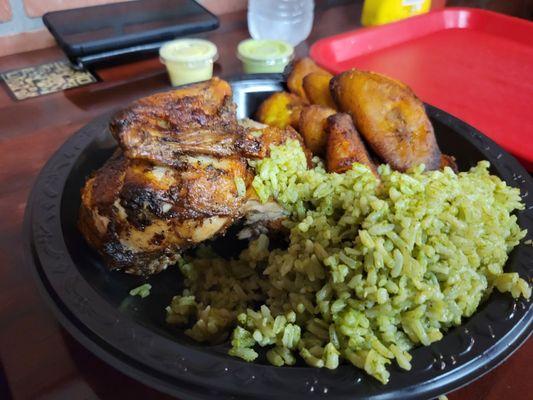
left=0, top=1, right=531, bottom=399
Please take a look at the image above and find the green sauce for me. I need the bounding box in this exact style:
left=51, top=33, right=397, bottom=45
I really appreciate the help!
left=237, top=39, right=294, bottom=74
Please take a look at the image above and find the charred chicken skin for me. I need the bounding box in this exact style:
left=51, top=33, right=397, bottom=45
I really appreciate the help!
left=79, top=151, right=252, bottom=275
left=109, top=78, right=261, bottom=163
left=79, top=78, right=298, bottom=275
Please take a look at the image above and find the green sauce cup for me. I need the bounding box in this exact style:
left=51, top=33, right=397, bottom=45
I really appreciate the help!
left=237, top=39, right=294, bottom=74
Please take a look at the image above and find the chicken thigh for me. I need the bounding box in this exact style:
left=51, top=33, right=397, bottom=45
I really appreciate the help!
left=79, top=150, right=251, bottom=274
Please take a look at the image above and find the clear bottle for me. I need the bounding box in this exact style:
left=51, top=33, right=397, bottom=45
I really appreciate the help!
left=248, top=0, right=314, bottom=46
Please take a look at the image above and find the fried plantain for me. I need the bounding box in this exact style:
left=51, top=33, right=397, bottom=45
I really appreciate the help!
left=302, top=72, right=337, bottom=109
left=331, top=69, right=441, bottom=171
left=256, top=91, right=307, bottom=129
left=299, top=105, right=337, bottom=156
left=287, top=58, right=330, bottom=100
left=326, top=113, right=379, bottom=177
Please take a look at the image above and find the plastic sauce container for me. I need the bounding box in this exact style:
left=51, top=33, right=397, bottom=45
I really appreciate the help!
left=237, top=39, right=294, bottom=74
left=159, top=39, right=218, bottom=86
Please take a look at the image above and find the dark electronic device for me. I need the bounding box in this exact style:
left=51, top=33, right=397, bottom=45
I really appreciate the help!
left=43, top=0, right=219, bottom=68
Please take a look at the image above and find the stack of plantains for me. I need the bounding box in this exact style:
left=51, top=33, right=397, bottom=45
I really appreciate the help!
left=256, top=58, right=456, bottom=175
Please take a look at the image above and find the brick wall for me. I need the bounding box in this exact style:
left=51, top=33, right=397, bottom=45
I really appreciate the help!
left=0, top=0, right=247, bottom=57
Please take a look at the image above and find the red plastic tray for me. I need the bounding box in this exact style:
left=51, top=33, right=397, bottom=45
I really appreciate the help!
left=310, top=8, right=533, bottom=171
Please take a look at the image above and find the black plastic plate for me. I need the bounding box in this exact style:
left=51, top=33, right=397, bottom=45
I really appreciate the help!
left=24, top=75, right=532, bottom=400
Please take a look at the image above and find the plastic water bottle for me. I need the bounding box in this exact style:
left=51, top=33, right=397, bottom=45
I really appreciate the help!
left=248, top=0, right=314, bottom=46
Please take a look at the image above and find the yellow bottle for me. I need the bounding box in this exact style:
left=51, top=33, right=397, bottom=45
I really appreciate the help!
left=361, top=0, right=431, bottom=26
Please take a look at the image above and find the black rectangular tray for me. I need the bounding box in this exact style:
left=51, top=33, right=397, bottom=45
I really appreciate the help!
left=43, top=0, right=219, bottom=67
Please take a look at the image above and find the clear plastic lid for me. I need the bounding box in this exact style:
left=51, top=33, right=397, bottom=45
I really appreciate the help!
left=237, top=39, right=294, bottom=66
left=159, top=38, right=218, bottom=66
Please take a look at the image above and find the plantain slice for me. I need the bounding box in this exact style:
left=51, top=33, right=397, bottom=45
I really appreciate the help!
left=331, top=69, right=441, bottom=171
left=287, top=58, right=330, bottom=101
left=302, top=72, right=337, bottom=109
left=326, top=113, right=378, bottom=177
left=256, top=91, right=307, bottom=129
left=299, top=105, right=337, bottom=156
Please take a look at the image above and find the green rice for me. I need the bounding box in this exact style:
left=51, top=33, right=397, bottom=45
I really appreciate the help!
left=166, top=140, right=530, bottom=384
left=234, top=176, right=247, bottom=197
left=129, top=283, right=152, bottom=298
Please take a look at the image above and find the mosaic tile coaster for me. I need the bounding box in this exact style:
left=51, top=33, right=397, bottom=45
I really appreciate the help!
left=1, top=60, right=97, bottom=100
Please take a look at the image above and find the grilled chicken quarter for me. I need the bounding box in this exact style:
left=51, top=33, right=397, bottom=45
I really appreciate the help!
left=79, top=78, right=299, bottom=275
